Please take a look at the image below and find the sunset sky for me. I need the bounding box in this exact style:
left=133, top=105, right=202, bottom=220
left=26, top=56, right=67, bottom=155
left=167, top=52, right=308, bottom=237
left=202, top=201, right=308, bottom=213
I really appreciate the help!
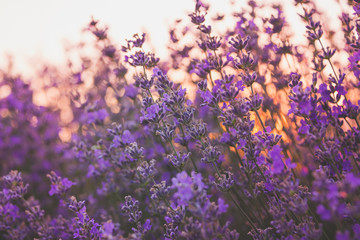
left=0, top=0, right=345, bottom=77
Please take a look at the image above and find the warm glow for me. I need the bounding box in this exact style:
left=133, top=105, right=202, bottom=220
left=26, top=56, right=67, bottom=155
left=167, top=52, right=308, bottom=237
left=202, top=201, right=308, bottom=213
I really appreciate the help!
left=0, top=0, right=349, bottom=78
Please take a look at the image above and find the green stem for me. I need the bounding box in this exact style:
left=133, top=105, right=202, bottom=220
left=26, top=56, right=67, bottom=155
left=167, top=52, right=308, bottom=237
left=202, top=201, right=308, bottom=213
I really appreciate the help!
left=179, top=125, right=198, bottom=172
left=255, top=109, right=267, bottom=133
left=344, top=118, right=356, bottom=133
left=355, top=118, right=360, bottom=129
left=250, top=85, right=267, bottom=133
left=228, top=191, right=259, bottom=234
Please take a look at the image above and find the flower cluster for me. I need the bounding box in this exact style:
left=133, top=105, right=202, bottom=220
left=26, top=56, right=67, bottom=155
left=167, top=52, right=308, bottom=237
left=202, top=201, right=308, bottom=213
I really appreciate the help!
left=1, top=0, right=360, bottom=239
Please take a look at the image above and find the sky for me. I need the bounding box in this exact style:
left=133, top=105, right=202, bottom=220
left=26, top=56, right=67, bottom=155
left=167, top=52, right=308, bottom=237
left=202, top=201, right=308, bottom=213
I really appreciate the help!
left=0, top=0, right=234, bottom=76
left=0, top=0, right=345, bottom=77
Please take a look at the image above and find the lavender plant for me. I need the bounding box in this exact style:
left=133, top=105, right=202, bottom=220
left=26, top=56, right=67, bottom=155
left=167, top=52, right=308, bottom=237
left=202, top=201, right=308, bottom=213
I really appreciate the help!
left=1, top=0, right=360, bottom=239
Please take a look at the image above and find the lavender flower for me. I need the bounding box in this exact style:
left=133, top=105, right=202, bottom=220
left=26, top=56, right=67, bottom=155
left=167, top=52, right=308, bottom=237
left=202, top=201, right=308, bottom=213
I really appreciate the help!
left=121, top=195, right=142, bottom=223
left=0, top=1, right=359, bottom=239
left=47, top=171, right=75, bottom=196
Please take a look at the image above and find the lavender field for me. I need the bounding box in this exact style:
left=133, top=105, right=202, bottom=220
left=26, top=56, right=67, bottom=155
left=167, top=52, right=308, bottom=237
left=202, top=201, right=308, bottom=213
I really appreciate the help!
left=1, top=0, right=360, bottom=239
